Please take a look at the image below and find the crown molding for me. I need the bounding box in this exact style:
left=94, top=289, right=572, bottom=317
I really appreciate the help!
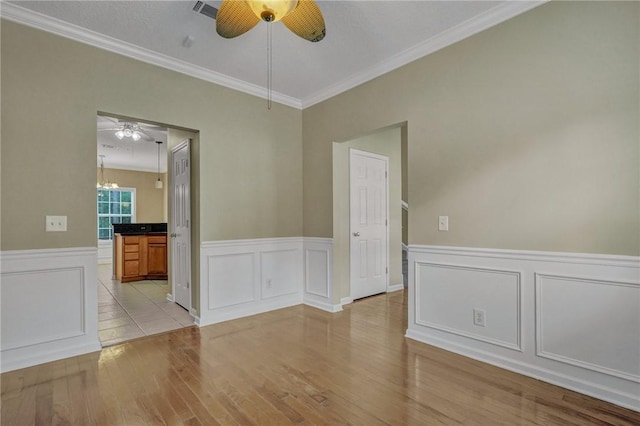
left=300, top=1, right=548, bottom=109
left=0, top=2, right=303, bottom=109
left=1, top=1, right=546, bottom=111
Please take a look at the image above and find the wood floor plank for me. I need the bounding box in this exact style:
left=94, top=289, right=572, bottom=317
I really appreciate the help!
left=2, top=290, right=639, bottom=425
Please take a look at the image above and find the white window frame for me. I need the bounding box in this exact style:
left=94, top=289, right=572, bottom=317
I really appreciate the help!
left=97, top=187, right=136, bottom=241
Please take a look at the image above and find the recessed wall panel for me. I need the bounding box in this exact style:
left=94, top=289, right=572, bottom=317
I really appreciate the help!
left=261, top=250, right=299, bottom=299
left=208, top=253, right=255, bottom=309
left=415, top=262, right=521, bottom=350
left=536, top=274, right=640, bottom=382
left=1, top=268, right=84, bottom=351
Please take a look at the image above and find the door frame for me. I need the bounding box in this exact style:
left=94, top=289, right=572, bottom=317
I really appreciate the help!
left=349, top=148, right=390, bottom=300
left=169, top=138, right=192, bottom=311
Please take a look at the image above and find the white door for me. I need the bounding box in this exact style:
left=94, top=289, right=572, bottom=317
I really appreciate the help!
left=350, top=149, right=388, bottom=300
left=170, top=140, right=191, bottom=310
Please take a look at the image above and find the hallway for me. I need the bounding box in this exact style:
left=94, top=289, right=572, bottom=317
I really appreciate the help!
left=97, top=264, right=193, bottom=346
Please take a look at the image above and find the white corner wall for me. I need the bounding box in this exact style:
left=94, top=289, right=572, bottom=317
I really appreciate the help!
left=406, top=245, right=640, bottom=411
left=0, top=248, right=102, bottom=372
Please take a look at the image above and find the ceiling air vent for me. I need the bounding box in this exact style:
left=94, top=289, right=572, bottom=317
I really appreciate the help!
left=193, top=1, right=218, bottom=20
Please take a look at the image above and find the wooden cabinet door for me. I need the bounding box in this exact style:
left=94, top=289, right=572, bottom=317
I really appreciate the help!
left=148, top=244, right=167, bottom=274
left=123, top=260, right=139, bottom=277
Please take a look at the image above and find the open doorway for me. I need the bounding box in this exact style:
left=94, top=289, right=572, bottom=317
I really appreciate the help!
left=95, top=113, right=197, bottom=347
left=332, top=124, right=407, bottom=304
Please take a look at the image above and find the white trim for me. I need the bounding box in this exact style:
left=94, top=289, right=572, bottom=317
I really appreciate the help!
left=406, top=245, right=640, bottom=412
left=0, top=1, right=546, bottom=110
left=405, top=328, right=640, bottom=413
left=387, top=283, right=404, bottom=293
left=414, top=262, right=522, bottom=352
left=401, top=201, right=409, bottom=211
left=97, top=240, right=112, bottom=264
left=300, top=1, right=548, bottom=108
left=408, top=245, right=640, bottom=268
left=303, top=237, right=334, bottom=312
left=0, top=2, right=301, bottom=109
left=0, top=247, right=102, bottom=372
left=166, top=293, right=175, bottom=302
left=199, top=237, right=305, bottom=326
left=202, top=237, right=304, bottom=250
left=340, top=296, right=354, bottom=306
left=535, top=273, right=640, bottom=383
left=303, top=297, right=342, bottom=313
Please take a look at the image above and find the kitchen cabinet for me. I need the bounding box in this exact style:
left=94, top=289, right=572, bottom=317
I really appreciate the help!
left=114, top=233, right=167, bottom=283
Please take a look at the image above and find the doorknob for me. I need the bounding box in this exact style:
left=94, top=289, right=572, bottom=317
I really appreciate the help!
left=353, top=232, right=360, bottom=237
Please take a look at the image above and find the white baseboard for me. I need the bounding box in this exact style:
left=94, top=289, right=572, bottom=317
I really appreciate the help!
left=1, top=341, right=102, bottom=373
left=0, top=247, right=102, bottom=372
left=340, top=296, right=353, bottom=306
left=304, top=295, right=342, bottom=313
left=166, top=293, right=175, bottom=302
left=407, top=244, right=640, bottom=412
left=199, top=294, right=302, bottom=326
left=406, top=328, right=640, bottom=412
left=387, top=283, right=404, bottom=293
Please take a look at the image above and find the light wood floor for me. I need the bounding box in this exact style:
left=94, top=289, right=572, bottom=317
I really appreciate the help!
left=2, top=291, right=638, bottom=425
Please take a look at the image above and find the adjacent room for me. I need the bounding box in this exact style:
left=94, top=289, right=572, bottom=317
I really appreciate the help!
left=1, top=1, right=638, bottom=424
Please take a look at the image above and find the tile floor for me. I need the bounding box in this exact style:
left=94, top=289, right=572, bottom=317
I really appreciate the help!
left=97, top=264, right=194, bottom=346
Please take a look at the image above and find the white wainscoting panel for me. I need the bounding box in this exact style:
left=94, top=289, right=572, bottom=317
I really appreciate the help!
left=406, top=245, right=640, bottom=411
left=208, top=253, right=256, bottom=309
left=0, top=248, right=102, bottom=372
left=536, top=273, right=640, bottom=383
left=200, top=238, right=303, bottom=326
left=303, top=238, right=339, bottom=312
left=415, top=263, right=521, bottom=350
left=261, top=249, right=300, bottom=299
left=97, top=240, right=112, bottom=264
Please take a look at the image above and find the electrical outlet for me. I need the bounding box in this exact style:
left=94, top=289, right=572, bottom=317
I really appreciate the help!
left=473, top=308, right=486, bottom=327
left=46, top=215, right=67, bottom=232
left=438, top=216, right=449, bottom=231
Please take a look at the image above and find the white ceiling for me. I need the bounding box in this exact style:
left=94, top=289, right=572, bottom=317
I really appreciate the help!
left=5, top=0, right=543, bottom=171
left=97, top=116, right=168, bottom=173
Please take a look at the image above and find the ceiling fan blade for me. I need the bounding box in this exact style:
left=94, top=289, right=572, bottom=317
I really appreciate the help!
left=216, top=0, right=260, bottom=39
left=281, top=0, right=326, bottom=42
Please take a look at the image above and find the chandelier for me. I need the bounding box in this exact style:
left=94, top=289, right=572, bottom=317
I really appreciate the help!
left=97, top=155, right=119, bottom=189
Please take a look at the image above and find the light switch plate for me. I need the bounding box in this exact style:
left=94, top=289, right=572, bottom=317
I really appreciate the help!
left=46, top=215, right=67, bottom=232
left=438, top=216, right=449, bottom=231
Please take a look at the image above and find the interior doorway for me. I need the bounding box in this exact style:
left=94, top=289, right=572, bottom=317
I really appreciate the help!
left=95, top=113, right=199, bottom=347
left=332, top=124, right=407, bottom=304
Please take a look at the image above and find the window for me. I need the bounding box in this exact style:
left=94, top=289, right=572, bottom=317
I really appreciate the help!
left=97, top=188, right=135, bottom=240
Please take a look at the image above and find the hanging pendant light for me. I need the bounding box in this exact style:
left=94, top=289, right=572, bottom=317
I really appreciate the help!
left=155, top=141, right=163, bottom=189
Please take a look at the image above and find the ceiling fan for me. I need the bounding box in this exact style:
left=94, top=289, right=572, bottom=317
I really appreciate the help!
left=97, top=117, right=155, bottom=142
left=214, top=0, right=326, bottom=42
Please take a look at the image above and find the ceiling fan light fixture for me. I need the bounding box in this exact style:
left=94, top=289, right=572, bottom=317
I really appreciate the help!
left=115, top=130, right=125, bottom=140
left=132, top=132, right=141, bottom=141
left=246, top=0, right=298, bottom=22
left=123, top=128, right=133, bottom=137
